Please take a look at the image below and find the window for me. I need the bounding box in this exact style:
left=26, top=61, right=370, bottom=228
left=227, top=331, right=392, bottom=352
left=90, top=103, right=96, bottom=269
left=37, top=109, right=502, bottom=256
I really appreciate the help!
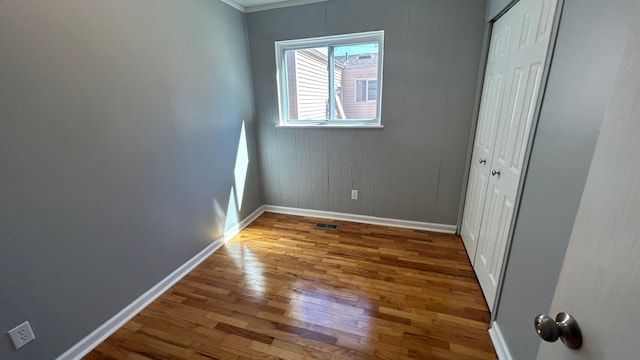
left=275, top=31, right=384, bottom=127
left=355, top=79, right=377, bottom=103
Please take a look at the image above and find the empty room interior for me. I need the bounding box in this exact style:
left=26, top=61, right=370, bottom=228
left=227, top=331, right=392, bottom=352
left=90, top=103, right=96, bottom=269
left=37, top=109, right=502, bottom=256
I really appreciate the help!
left=2, top=0, right=638, bottom=359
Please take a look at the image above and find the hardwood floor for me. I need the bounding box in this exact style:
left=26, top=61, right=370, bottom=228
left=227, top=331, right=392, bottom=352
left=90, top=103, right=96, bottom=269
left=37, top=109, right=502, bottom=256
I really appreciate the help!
left=86, top=212, right=497, bottom=359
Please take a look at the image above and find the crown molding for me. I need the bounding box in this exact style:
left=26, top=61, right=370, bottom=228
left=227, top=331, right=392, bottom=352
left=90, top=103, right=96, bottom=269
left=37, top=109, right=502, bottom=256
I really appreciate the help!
left=245, top=0, right=329, bottom=13
left=219, top=0, right=246, bottom=12
left=219, top=0, right=329, bottom=13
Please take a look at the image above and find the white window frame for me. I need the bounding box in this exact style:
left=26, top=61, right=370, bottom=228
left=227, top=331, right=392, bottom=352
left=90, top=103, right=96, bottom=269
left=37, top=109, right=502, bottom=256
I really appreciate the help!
left=355, top=78, right=378, bottom=104
left=275, top=30, right=385, bottom=128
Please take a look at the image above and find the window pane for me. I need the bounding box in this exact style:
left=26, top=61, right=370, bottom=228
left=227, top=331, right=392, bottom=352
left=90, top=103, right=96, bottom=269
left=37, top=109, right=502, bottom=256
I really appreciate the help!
left=333, top=43, right=379, bottom=120
left=355, top=80, right=367, bottom=103
left=367, top=80, right=378, bottom=101
left=284, top=47, right=329, bottom=120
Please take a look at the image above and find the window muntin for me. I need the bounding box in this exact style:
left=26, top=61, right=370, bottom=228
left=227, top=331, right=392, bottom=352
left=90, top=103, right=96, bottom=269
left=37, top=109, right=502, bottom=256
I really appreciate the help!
left=275, top=31, right=384, bottom=127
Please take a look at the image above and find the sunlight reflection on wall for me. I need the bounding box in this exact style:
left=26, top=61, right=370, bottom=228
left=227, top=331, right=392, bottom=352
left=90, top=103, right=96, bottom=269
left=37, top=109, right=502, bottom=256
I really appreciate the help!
left=211, top=120, right=250, bottom=240
left=234, top=121, right=249, bottom=211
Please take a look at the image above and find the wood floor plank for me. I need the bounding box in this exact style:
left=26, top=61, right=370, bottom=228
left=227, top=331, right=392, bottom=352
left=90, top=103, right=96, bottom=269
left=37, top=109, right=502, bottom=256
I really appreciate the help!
left=87, top=212, right=496, bottom=359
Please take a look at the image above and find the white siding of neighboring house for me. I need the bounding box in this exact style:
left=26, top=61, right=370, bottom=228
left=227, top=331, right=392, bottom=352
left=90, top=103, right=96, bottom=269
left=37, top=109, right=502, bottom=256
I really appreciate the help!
left=293, top=49, right=328, bottom=120
left=286, top=49, right=348, bottom=120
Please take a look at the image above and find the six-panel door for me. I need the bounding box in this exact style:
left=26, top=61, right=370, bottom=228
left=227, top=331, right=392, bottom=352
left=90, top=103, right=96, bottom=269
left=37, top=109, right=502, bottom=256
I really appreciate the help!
left=463, top=0, right=558, bottom=310
left=459, top=15, right=509, bottom=264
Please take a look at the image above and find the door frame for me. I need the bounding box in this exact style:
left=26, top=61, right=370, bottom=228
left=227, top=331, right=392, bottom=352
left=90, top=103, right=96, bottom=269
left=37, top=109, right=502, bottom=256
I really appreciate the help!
left=456, top=0, right=566, bottom=318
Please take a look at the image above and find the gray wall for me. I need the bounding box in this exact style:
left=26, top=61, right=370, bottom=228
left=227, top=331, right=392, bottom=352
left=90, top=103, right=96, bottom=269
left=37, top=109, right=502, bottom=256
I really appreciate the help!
left=0, top=1, right=260, bottom=359
left=492, top=0, right=634, bottom=359
left=486, top=0, right=514, bottom=20
left=247, top=0, right=486, bottom=225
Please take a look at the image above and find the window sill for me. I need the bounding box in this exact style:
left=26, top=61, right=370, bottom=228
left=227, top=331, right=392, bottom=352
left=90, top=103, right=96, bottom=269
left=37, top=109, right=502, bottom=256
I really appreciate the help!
left=276, top=123, right=384, bottom=129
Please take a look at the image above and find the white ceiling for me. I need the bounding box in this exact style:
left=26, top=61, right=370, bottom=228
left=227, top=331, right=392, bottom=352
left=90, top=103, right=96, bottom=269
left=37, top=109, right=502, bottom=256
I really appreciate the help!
left=221, top=0, right=328, bottom=13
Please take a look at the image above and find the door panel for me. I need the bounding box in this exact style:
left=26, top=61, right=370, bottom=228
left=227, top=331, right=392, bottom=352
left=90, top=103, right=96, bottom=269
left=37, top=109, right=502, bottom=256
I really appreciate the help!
left=536, top=0, right=556, bottom=43
left=495, top=61, right=543, bottom=181
left=475, top=183, right=514, bottom=308
left=461, top=164, right=490, bottom=256
left=466, top=0, right=558, bottom=310
left=510, top=63, right=542, bottom=170
left=478, top=75, right=504, bottom=152
left=538, top=3, right=640, bottom=357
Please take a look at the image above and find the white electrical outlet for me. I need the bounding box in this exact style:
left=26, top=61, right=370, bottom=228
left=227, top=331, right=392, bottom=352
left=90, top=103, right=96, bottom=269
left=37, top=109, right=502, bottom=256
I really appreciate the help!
left=8, top=321, right=35, bottom=350
left=351, top=189, right=359, bottom=200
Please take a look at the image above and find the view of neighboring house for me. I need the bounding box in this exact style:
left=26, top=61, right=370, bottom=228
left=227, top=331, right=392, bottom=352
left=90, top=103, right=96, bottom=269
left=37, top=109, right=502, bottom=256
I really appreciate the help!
left=285, top=48, right=378, bottom=120
left=336, top=54, right=378, bottom=119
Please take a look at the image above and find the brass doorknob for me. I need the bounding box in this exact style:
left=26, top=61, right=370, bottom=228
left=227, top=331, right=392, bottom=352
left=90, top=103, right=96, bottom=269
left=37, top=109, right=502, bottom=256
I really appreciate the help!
left=534, top=312, right=582, bottom=349
left=491, top=169, right=501, bottom=176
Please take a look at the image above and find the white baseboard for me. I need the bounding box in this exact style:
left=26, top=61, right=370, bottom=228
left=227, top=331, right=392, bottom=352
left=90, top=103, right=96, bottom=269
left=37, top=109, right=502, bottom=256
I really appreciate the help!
left=262, top=205, right=457, bottom=234
left=489, top=321, right=514, bottom=360
left=222, top=205, right=266, bottom=242
left=56, top=206, right=265, bottom=360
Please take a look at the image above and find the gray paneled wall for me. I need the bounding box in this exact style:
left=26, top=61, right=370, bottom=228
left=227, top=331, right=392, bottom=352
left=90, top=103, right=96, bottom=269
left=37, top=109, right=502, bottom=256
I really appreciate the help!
left=247, top=0, right=487, bottom=225
left=491, top=0, right=634, bottom=359
left=486, top=0, right=515, bottom=20
left=0, top=1, right=260, bottom=359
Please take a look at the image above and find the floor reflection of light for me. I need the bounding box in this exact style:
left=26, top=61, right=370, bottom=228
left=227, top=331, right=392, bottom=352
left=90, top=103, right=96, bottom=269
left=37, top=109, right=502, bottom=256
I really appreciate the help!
left=225, top=245, right=265, bottom=297
left=210, top=119, right=374, bottom=347
left=288, top=281, right=371, bottom=338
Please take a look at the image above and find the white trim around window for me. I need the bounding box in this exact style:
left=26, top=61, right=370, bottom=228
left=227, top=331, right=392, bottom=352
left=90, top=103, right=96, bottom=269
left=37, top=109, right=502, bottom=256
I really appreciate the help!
left=275, top=30, right=385, bottom=128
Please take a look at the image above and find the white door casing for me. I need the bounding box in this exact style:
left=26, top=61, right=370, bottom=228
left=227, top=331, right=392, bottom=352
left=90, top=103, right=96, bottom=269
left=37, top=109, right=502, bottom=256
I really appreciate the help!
left=462, top=0, right=558, bottom=310
left=537, top=2, right=640, bottom=358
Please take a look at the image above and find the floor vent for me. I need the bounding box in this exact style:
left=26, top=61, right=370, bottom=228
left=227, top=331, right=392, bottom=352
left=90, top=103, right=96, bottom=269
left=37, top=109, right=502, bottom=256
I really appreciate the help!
left=314, top=222, right=340, bottom=230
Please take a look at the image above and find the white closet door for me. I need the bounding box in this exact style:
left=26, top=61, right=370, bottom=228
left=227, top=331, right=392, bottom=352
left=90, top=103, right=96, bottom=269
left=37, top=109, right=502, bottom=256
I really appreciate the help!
left=459, top=12, right=511, bottom=262
left=474, top=0, right=558, bottom=309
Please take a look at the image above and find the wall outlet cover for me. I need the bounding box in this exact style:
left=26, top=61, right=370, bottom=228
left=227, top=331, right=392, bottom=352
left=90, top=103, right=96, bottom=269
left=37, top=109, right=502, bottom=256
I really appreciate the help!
left=8, top=321, right=36, bottom=350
